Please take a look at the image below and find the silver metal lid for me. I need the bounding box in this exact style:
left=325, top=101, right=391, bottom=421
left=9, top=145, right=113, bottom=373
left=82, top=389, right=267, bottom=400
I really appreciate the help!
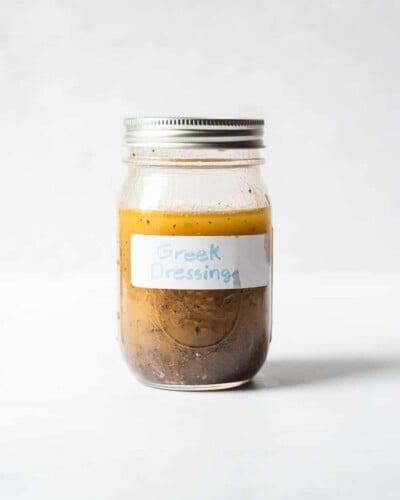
left=124, top=117, right=264, bottom=149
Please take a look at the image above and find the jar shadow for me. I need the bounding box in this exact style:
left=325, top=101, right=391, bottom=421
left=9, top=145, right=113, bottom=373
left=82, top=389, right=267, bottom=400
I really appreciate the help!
left=233, top=358, right=400, bottom=391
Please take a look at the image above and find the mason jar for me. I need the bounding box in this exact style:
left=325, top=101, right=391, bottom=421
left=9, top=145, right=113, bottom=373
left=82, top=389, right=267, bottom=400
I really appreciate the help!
left=118, top=117, right=272, bottom=390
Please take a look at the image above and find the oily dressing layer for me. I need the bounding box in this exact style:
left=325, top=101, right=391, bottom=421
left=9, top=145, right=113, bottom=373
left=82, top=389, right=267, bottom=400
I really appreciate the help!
left=118, top=208, right=271, bottom=385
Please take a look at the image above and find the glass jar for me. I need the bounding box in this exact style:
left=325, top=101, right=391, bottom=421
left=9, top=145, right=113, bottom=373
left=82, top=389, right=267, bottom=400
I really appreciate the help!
left=118, top=117, right=272, bottom=390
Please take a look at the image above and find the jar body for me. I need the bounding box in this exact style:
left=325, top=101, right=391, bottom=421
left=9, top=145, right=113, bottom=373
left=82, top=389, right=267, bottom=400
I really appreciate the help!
left=118, top=150, right=272, bottom=390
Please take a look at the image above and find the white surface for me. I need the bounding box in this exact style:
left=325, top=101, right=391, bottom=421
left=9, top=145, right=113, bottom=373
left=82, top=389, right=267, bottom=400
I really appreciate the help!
left=1, top=274, right=399, bottom=499
left=1, top=0, right=400, bottom=276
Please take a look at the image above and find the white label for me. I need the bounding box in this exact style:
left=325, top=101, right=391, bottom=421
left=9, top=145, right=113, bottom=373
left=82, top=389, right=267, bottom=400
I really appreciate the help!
left=130, top=234, right=269, bottom=290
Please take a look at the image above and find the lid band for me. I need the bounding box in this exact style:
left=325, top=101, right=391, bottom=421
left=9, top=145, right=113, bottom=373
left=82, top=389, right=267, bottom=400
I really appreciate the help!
left=124, top=117, right=265, bottom=149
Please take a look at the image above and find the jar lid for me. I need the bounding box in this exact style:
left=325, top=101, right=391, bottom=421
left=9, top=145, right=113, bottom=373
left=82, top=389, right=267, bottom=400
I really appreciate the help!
left=124, top=117, right=264, bottom=149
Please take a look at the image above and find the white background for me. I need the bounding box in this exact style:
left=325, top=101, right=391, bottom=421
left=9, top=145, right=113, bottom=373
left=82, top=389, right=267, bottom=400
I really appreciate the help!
left=1, top=1, right=400, bottom=499
left=1, top=0, right=399, bottom=276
